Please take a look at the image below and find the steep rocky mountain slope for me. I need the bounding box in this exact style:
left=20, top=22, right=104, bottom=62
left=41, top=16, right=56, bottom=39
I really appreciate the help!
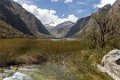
left=65, top=16, right=90, bottom=37
left=47, top=21, right=75, bottom=38
left=74, top=4, right=112, bottom=38
left=65, top=4, right=112, bottom=38
left=0, top=0, right=51, bottom=38
left=0, top=20, right=31, bottom=38
left=110, top=0, right=120, bottom=13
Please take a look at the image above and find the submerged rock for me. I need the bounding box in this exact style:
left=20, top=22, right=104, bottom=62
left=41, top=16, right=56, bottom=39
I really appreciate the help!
left=97, top=49, right=120, bottom=80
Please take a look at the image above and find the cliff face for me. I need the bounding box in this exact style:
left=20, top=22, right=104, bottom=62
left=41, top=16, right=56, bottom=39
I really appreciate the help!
left=0, top=0, right=51, bottom=38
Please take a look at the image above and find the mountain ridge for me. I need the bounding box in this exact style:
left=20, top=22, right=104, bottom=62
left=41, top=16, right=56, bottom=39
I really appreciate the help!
left=65, top=3, right=113, bottom=38
left=0, top=0, right=51, bottom=38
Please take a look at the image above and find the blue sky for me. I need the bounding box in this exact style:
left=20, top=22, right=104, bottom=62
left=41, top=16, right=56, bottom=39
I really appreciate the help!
left=13, top=0, right=116, bottom=26
left=35, top=0, right=99, bottom=18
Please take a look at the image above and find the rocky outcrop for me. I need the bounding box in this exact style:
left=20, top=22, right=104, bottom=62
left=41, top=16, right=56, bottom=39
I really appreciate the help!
left=97, top=49, right=120, bottom=80
left=98, top=4, right=112, bottom=13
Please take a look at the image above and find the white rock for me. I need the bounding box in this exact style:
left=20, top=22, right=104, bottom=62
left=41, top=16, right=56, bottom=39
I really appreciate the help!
left=98, top=49, right=120, bottom=80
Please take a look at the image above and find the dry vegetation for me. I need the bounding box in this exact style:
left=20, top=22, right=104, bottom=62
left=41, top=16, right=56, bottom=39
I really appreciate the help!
left=0, top=39, right=84, bottom=66
left=0, top=39, right=113, bottom=80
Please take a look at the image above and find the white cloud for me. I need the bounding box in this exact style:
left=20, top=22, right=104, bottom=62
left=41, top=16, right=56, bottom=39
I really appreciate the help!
left=12, top=0, right=78, bottom=26
left=96, top=0, right=116, bottom=8
left=77, top=10, right=86, bottom=14
left=64, top=0, right=73, bottom=3
left=77, top=1, right=86, bottom=5
left=13, top=0, right=33, bottom=4
left=67, top=15, right=78, bottom=22
left=51, top=0, right=59, bottom=2
left=51, top=0, right=73, bottom=3
left=62, top=14, right=65, bottom=17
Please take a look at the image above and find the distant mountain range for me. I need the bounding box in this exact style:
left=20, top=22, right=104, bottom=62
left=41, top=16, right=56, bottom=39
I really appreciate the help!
left=46, top=21, right=75, bottom=38
left=0, top=0, right=119, bottom=39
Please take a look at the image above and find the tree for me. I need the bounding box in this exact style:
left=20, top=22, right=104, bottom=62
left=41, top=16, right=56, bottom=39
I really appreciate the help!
left=92, top=13, right=110, bottom=48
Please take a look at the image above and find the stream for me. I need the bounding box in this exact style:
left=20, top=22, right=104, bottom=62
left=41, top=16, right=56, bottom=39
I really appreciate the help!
left=1, top=49, right=119, bottom=80
left=0, top=63, right=79, bottom=80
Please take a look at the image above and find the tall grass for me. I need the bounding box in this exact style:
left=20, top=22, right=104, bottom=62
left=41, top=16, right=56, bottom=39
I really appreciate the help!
left=0, top=39, right=85, bottom=66
left=0, top=39, right=113, bottom=80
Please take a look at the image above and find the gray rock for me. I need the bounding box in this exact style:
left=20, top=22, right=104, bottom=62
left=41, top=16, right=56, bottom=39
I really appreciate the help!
left=97, top=49, right=120, bottom=80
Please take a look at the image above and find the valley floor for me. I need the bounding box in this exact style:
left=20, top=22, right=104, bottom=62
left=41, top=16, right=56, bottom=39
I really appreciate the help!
left=0, top=39, right=113, bottom=80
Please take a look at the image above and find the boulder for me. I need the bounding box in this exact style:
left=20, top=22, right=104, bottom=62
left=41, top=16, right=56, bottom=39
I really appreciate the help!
left=97, top=49, right=120, bottom=80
